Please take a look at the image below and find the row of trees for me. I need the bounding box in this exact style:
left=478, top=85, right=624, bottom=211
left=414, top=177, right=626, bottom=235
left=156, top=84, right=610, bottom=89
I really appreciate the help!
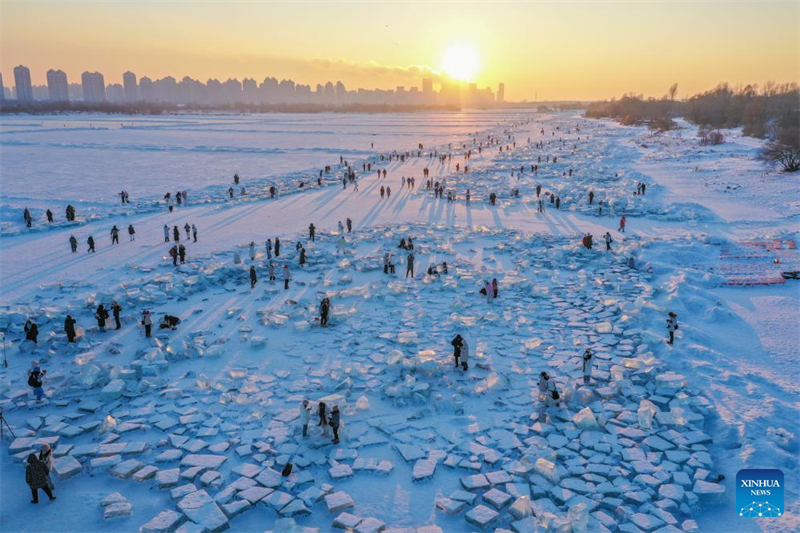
left=586, top=83, right=799, bottom=172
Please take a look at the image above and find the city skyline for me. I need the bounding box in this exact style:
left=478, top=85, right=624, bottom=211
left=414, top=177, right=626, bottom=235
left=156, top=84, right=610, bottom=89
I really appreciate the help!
left=2, top=64, right=505, bottom=107
left=1, top=1, right=796, bottom=101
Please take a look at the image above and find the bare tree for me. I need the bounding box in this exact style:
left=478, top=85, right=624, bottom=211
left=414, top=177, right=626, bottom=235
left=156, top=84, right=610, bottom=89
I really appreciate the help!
left=668, top=83, right=679, bottom=101
left=758, top=142, right=800, bottom=172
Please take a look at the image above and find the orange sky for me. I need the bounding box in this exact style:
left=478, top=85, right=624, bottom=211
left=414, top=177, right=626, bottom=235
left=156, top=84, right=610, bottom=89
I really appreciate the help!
left=1, top=1, right=797, bottom=101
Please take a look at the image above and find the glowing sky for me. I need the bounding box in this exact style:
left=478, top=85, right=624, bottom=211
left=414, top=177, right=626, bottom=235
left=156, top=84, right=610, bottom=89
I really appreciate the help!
left=1, top=0, right=797, bottom=101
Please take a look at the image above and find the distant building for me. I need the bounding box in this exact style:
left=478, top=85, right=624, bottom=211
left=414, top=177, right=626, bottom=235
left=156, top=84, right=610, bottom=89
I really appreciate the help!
left=81, top=71, right=106, bottom=102
left=47, top=69, right=70, bottom=102
left=497, top=83, right=505, bottom=103
left=139, top=76, right=153, bottom=101
left=107, top=83, right=125, bottom=103
left=14, top=65, right=33, bottom=102
left=0, top=73, right=5, bottom=101
left=123, top=71, right=138, bottom=102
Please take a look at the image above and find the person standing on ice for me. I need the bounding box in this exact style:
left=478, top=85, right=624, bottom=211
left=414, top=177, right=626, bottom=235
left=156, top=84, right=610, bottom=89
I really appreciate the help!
left=64, top=315, right=76, bottom=343
left=69, top=235, right=78, bottom=253
left=604, top=232, right=613, bottom=251
left=128, top=224, right=136, bottom=241
left=249, top=242, right=256, bottom=261
left=26, top=453, right=56, bottom=504
left=27, top=362, right=46, bottom=401
left=275, top=238, right=281, bottom=257
left=537, top=199, right=544, bottom=214
left=459, top=337, right=470, bottom=371
left=95, top=304, right=109, bottom=332
left=283, top=264, right=291, bottom=290
left=299, top=246, right=307, bottom=266
left=386, top=186, right=391, bottom=198
left=319, top=297, right=331, bottom=327
left=628, top=256, right=637, bottom=270
left=380, top=186, right=385, bottom=199
left=141, top=310, right=152, bottom=338
left=173, top=226, right=180, bottom=242
left=338, top=220, right=344, bottom=233
left=24, top=319, right=39, bottom=343
left=110, top=225, right=120, bottom=245
left=582, top=349, right=594, bottom=384
left=337, top=236, right=347, bottom=256
left=309, top=223, right=316, bottom=242
left=483, top=281, right=493, bottom=303
left=588, top=190, right=595, bottom=205
left=184, top=223, right=191, bottom=240
left=318, top=402, right=329, bottom=435
left=192, top=224, right=197, bottom=242
left=299, top=400, right=311, bottom=438
left=666, top=312, right=679, bottom=345
left=87, top=235, right=96, bottom=253
left=618, top=216, right=626, bottom=233
left=406, top=252, right=415, bottom=278
left=66, top=205, right=75, bottom=222
left=228, top=187, right=234, bottom=199
left=492, top=278, right=499, bottom=298
left=23, top=208, right=32, bottom=228
left=46, top=210, right=53, bottom=223
left=111, top=301, right=122, bottom=330
left=179, top=244, right=186, bottom=264
left=163, top=224, right=170, bottom=243
left=268, top=261, right=276, bottom=282
left=466, top=190, right=471, bottom=206
left=451, top=334, right=464, bottom=368
left=346, top=218, right=353, bottom=233
left=266, top=239, right=273, bottom=259
left=169, top=245, right=178, bottom=266
left=249, top=265, right=258, bottom=288
left=329, top=405, right=341, bottom=444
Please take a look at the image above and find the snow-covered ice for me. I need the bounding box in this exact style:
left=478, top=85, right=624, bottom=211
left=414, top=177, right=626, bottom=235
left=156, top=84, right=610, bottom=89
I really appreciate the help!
left=1, top=110, right=798, bottom=533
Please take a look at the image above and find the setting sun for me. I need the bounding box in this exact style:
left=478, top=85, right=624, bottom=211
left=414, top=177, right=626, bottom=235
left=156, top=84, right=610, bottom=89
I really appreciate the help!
left=442, top=43, right=480, bottom=82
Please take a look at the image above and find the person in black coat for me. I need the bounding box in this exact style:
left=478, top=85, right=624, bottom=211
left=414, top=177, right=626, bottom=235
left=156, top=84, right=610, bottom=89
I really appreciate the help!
left=87, top=236, right=95, bottom=253
left=275, top=237, right=281, bottom=257
left=320, top=297, right=330, bottom=327
left=26, top=454, right=55, bottom=503
left=111, top=302, right=122, bottom=330
left=329, top=405, right=341, bottom=444
left=24, top=319, right=39, bottom=343
left=64, top=315, right=76, bottom=342
left=95, top=304, right=109, bottom=332
left=451, top=334, right=463, bottom=368
left=249, top=266, right=258, bottom=288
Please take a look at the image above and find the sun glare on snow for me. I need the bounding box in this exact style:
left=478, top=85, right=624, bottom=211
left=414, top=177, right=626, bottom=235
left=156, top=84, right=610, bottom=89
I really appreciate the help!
left=442, top=43, right=480, bottom=82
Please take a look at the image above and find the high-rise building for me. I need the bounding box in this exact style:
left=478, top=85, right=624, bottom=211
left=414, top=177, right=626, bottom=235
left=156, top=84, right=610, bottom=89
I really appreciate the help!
left=497, top=83, right=505, bottom=103
left=0, top=73, right=5, bottom=101
left=81, top=71, right=106, bottom=102
left=47, top=69, right=70, bottom=102
left=14, top=65, right=33, bottom=102
left=139, top=77, right=153, bottom=101
left=123, top=71, right=138, bottom=102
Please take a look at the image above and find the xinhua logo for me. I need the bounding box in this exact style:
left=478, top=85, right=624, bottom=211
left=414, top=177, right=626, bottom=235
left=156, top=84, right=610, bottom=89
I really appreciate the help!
left=737, top=469, right=784, bottom=518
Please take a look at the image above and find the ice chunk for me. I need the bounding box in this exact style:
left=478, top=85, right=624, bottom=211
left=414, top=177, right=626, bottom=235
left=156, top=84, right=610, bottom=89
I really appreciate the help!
left=140, top=510, right=185, bottom=533
left=465, top=505, right=499, bottom=529
left=572, top=407, right=602, bottom=432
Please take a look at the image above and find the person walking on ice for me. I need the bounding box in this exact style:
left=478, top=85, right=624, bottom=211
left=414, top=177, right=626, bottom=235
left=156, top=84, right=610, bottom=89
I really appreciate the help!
left=406, top=252, right=415, bottom=278
left=95, top=304, right=109, bottom=332
left=69, top=235, right=78, bottom=253
left=337, top=236, right=347, bottom=255
left=141, top=310, right=152, bottom=338
left=582, top=349, right=594, bottom=384
left=28, top=362, right=46, bottom=401
left=192, top=224, right=197, bottom=242
left=163, top=224, right=170, bottom=243
left=110, top=225, right=120, bottom=244
left=64, top=314, right=77, bottom=343
left=249, top=265, right=258, bottom=289
left=451, top=334, right=464, bottom=369
left=269, top=261, right=276, bottom=282
left=604, top=232, right=613, bottom=251
left=173, top=225, right=180, bottom=242
left=87, top=235, right=95, bottom=253
left=319, top=297, right=331, bottom=327
left=249, top=242, right=256, bottom=261
left=184, top=223, right=191, bottom=240
left=128, top=224, right=136, bottom=241
left=283, top=264, right=291, bottom=290
left=666, top=312, right=678, bottom=345
left=309, top=223, right=316, bottom=242
left=619, top=216, right=626, bottom=233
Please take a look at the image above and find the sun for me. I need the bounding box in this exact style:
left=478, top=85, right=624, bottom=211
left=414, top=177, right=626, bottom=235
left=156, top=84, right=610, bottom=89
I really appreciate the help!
left=442, top=44, right=480, bottom=82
